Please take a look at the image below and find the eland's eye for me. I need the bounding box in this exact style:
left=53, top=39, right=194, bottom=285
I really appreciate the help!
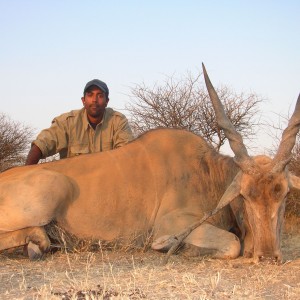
left=273, top=183, right=288, bottom=200
left=274, top=184, right=282, bottom=194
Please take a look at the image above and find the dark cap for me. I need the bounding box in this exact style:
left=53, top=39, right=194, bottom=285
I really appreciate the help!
left=83, top=79, right=109, bottom=96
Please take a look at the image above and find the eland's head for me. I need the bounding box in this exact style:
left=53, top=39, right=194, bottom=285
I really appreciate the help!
left=203, top=63, right=300, bottom=263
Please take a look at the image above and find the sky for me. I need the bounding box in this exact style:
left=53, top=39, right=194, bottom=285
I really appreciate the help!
left=1, top=1, right=299, bottom=155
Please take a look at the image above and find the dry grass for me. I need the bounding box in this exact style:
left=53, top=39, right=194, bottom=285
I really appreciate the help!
left=1, top=219, right=300, bottom=300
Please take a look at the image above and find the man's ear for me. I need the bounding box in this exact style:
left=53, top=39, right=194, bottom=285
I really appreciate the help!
left=106, top=97, right=109, bottom=106
left=81, top=97, right=85, bottom=105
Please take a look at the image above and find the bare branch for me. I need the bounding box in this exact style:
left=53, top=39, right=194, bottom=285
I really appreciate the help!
left=126, top=72, right=262, bottom=151
left=0, top=113, right=34, bottom=171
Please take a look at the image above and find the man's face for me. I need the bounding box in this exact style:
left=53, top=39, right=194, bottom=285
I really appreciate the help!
left=81, top=86, right=109, bottom=119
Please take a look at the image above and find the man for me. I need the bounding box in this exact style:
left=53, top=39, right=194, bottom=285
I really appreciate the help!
left=26, top=79, right=133, bottom=165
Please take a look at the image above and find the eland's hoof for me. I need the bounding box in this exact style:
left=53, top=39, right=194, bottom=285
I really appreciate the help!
left=27, top=241, right=44, bottom=261
left=152, top=235, right=177, bottom=251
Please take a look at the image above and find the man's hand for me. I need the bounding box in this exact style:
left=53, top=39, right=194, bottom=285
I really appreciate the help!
left=25, top=144, right=42, bottom=165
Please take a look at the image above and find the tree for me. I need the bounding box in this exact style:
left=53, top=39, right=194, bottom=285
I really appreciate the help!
left=126, top=72, right=262, bottom=151
left=0, top=113, right=34, bottom=172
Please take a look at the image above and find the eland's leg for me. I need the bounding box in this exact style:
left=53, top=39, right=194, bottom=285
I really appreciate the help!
left=0, top=227, right=50, bottom=260
left=152, top=223, right=240, bottom=259
left=0, top=169, right=75, bottom=260
left=152, top=208, right=241, bottom=259
left=182, top=223, right=240, bottom=259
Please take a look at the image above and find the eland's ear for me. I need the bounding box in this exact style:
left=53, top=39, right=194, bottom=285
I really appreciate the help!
left=288, top=173, right=300, bottom=191
left=216, top=172, right=242, bottom=210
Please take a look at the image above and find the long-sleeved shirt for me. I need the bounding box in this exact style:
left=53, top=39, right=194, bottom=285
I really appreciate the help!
left=33, top=107, right=134, bottom=159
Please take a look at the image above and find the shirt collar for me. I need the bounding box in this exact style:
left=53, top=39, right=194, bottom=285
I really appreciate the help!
left=83, top=108, right=106, bottom=130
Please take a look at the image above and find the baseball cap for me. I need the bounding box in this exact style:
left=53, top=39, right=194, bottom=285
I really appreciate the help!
left=83, top=79, right=109, bottom=96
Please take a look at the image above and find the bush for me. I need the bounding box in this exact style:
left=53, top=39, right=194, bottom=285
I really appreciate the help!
left=0, top=113, right=34, bottom=171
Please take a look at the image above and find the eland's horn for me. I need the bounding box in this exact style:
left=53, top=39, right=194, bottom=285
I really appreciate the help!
left=272, top=93, right=300, bottom=173
left=202, top=63, right=253, bottom=170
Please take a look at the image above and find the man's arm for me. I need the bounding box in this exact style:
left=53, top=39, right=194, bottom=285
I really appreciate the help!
left=25, top=144, right=42, bottom=165
left=26, top=114, right=70, bottom=163
left=113, top=115, right=134, bottom=149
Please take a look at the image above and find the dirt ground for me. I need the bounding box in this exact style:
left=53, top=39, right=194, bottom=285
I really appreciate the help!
left=0, top=226, right=299, bottom=300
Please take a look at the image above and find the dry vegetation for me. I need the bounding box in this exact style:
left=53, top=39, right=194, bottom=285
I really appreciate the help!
left=0, top=113, right=33, bottom=172
left=126, top=72, right=262, bottom=151
left=0, top=218, right=299, bottom=300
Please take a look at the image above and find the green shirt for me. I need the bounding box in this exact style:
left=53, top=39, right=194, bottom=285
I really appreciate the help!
left=33, top=107, right=134, bottom=159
